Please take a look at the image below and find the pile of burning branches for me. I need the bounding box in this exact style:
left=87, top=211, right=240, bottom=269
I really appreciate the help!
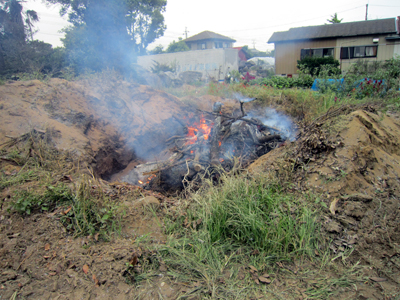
left=126, top=98, right=292, bottom=192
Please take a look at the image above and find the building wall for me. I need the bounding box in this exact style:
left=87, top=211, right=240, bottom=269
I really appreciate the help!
left=336, top=35, right=396, bottom=72
left=274, top=39, right=336, bottom=75
left=187, top=40, right=233, bottom=51
left=274, top=35, right=398, bottom=75
left=395, top=43, right=400, bottom=56
left=137, top=48, right=239, bottom=81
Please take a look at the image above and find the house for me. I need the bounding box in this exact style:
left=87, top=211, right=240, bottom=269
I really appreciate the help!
left=184, top=31, right=236, bottom=51
left=137, top=31, right=239, bottom=82
left=233, top=47, right=251, bottom=63
left=268, top=17, right=400, bottom=76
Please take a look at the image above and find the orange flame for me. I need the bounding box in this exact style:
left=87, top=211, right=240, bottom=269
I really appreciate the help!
left=138, top=180, right=143, bottom=184
left=186, top=115, right=212, bottom=145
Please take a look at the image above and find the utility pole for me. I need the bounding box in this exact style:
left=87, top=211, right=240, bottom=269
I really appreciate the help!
left=183, top=27, right=189, bottom=39
left=365, top=4, right=368, bottom=20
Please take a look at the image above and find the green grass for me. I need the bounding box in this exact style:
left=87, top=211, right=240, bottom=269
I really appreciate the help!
left=1, top=133, right=122, bottom=240
left=137, top=171, right=323, bottom=298
left=6, top=176, right=122, bottom=239
left=198, top=174, right=317, bottom=255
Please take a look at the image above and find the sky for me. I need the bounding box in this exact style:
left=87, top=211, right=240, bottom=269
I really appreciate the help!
left=24, top=0, right=400, bottom=52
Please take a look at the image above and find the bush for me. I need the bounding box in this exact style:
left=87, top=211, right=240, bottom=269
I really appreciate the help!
left=252, top=74, right=314, bottom=89
left=297, top=56, right=340, bottom=77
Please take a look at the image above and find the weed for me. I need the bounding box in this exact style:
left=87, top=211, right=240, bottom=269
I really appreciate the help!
left=9, top=184, right=72, bottom=214
left=60, top=175, right=122, bottom=238
left=155, top=171, right=321, bottom=298
left=0, top=169, right=40, bottom=190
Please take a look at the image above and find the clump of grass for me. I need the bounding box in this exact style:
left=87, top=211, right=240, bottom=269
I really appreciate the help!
left=65, top=175, right=122, bottom=238
left=154, top=171, right=319, bottom=296
left=2, top=130, right=121, bottom=239
left=196, top=172, right=318, bottom=256
left=9, top=184, right=72, bottom=215
left=8, top=175, right=122, bottom=239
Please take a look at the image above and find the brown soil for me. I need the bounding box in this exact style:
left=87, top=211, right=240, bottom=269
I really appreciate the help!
left=1, top=78, right=400, bottom=299
left=0, top=78, right=191, bottom=179
left=249, top=107, right=400, bottom=299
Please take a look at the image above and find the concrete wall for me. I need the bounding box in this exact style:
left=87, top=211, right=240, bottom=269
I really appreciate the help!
left=137, top=48, right=239, bottom=81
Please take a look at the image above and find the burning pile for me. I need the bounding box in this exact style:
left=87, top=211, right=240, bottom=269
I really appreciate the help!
left=120, top=96, right=296, bottom=191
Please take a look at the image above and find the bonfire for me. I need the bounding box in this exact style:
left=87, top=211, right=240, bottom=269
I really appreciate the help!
left=119, top=95, right=296, bottom=192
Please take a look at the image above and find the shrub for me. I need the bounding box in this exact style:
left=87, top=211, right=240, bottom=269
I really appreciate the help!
left=252, top=74, right=314, bottom=89
left=297, top=56, right=340, bottom=77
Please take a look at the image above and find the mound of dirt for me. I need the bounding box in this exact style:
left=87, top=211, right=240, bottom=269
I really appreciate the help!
left=0, top=79, right=191, bottom=179
left=249, top=107, right=400, bottom=295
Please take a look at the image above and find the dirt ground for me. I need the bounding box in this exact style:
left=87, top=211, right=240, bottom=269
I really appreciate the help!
left=1, top=78, right=400, bottom=299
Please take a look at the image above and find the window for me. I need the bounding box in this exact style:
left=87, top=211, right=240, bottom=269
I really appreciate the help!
left=214, top=42, right=223, bottom=49
left=340, top=45, right=377, bottom=59
left=197, top=42, right=206, bottom=50
left=300, top=48, right=334, bottom=59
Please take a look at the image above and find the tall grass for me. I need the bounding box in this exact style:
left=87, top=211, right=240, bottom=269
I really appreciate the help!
left=154, top=171, right=322, bottom=298
left=192, top=172, right=318, bottom=257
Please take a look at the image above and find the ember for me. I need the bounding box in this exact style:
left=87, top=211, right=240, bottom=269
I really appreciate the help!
left=122, top=96, right=296, bottom=192
left=185, top=115, right=213, bottom=145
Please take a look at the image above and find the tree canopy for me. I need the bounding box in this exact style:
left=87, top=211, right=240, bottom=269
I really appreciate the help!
left=45, top=0, right=166, bottom=74
left=327, top=13, right=342, bottom=24
left=165, top=38, right=189, bottom=53
left=0, top=0, right=57, bottom=76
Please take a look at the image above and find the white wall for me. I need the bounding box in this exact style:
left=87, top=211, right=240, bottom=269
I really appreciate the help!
left=137, top=48, right=239, bottom=81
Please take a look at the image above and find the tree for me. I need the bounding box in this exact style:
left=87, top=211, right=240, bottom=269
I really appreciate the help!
left=149, top=44, right=164, bottom=54
left=0, top=0, right=40, bottom=74
left=165, top=38, right=189, bottom=53
left=126, top=0, right=166, bottom=55
left=24, top=9, right=39, bottom=41
left=327, top=13, right=342, bottom=24
left=45, top=0, right=166, bottom=72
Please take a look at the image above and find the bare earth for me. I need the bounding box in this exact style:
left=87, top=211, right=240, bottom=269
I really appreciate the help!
left=1, top=79, right=400, bottom=299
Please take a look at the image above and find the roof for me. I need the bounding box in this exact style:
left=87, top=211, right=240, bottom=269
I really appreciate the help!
left=184, top=31, right=236, bottom=43
left=268, top=17, right=397, bottom=43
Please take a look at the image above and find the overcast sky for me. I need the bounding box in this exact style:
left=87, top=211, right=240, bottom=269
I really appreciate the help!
left=25, top=0, right=400, bottom=52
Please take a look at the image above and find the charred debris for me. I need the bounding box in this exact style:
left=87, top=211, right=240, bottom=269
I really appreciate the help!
left=121, top=97, right=295, bottom=192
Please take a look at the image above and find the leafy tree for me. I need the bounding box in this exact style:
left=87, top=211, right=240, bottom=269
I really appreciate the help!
left=46, top=0, right=166, bottom=73
left=327, top=13, right=342, bottom=24
left=265, top=49, right=275, bottom=57
left=149, top=44, right=164, bottom=54
left=48, top=0, right=134, bottom=74
left=0, top=0, right=25, bottom=41
left=126, top=0, right=166, bottom=55
left=165, top=38, right=189, bottom=53
left=0, top=0, right=42, bottom=75
left=24, top=9, right=39, bottom=41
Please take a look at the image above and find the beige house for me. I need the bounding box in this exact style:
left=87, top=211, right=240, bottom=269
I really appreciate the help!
left=268, top=17, right=400, bottom=76
left=184, top=31, right=236, bottom=51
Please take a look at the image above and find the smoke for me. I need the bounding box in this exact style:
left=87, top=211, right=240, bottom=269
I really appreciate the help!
left=246, top=108, right=297, bottom=141
left=232, top=92, right=255, bottom=103
left=62, top=0, right=136, bottom=76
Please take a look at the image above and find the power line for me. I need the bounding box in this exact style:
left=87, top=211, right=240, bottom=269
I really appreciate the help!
left=220, top=5, right=366, bottom=34
left=370, top=4, right=400, bottom=7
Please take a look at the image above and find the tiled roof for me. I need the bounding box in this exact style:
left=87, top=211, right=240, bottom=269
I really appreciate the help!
left=268, top=18, right=397, bottom=43
left=184, top=31, right=236, bottom=42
